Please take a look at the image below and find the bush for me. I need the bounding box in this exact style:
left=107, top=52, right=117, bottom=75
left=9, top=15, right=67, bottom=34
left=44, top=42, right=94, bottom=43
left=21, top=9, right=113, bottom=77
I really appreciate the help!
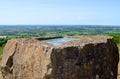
left=108, top=34, right=120, bottom=44
left=0, top=38, right=8, bottom=60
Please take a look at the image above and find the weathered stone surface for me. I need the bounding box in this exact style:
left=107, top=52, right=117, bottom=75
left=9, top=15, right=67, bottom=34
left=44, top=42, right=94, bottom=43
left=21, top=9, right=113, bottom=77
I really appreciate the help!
left=0, top=64, right=3, bottom=79
left=0, top=36, right=119, bottom=79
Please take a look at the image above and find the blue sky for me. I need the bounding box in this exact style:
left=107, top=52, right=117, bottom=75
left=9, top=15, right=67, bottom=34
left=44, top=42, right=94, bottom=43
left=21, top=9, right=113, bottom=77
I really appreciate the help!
left=0, top=0, right=120, bottom=25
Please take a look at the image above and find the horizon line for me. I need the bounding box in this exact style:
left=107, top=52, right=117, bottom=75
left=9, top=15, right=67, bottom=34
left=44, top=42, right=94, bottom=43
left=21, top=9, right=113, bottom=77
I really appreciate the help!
left=0, top=24, right=120, bottom=26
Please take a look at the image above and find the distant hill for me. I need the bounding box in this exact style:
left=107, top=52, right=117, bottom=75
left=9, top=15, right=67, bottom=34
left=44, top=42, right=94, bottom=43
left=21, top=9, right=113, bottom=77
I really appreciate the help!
left=0, top=25, right=120, bottom=38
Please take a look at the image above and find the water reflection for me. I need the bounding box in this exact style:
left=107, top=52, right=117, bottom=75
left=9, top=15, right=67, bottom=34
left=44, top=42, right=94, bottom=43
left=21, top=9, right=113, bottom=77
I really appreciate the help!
left=43, top=38, right=78, bottom=45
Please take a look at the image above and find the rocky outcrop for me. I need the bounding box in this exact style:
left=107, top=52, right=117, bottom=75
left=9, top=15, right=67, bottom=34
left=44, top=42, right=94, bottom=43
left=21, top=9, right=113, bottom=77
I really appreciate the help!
left=0, top=36, right=119, bottom=79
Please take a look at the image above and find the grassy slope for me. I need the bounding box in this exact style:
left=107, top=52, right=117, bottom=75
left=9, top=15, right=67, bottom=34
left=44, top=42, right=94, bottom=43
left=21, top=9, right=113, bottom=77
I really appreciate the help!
left=0, top=44, right=5, bottom=60
left=0, top=48, right=3, bottom=60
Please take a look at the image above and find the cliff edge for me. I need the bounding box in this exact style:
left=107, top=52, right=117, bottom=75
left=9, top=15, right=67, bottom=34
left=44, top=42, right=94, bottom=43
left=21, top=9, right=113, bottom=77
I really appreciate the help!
left=0, top=36, right=119, bottom=79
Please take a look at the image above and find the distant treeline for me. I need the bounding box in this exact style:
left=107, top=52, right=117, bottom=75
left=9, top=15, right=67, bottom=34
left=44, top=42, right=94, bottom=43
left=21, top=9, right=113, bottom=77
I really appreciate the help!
left=0, top=25, right=120, bottom=38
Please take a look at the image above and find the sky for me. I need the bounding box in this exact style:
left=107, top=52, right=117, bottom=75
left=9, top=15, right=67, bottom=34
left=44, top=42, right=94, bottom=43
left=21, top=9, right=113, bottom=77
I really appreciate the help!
left=0, top=0, right=120, bottom=25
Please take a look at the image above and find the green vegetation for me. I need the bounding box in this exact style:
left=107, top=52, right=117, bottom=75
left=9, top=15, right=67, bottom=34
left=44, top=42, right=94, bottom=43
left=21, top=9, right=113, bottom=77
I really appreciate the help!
left=108, top=34, right=120, bottom=44
left=0, top=44, right=5, bottom=60
left=0, top=38, right=8, bottom=60
left=0, top=25, right=120, bottom=38
left=0, top=25, right=120, bottom=60
left=106, top=34, right=120, bottom=54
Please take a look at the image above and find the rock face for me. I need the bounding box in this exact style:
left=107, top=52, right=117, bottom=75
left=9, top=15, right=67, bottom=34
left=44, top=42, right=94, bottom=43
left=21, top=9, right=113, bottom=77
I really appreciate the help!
left=0, top=36, right=119, bottom=79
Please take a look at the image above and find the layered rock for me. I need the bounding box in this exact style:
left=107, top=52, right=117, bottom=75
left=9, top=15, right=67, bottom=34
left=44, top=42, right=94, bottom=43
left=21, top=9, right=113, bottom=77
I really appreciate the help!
left=0, top=36, right=119, bottom=79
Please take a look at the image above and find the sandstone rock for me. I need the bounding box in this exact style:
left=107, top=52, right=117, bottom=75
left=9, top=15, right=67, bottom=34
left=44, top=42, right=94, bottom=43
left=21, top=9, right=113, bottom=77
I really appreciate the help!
left=0, top=66, right=3, bottom=79
left=0, top=36, right=119, bottom=79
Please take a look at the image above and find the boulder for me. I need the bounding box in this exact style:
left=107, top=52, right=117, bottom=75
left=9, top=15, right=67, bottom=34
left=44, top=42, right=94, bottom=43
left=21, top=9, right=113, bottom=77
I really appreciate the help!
left=0, top=36, right=119, bottom=79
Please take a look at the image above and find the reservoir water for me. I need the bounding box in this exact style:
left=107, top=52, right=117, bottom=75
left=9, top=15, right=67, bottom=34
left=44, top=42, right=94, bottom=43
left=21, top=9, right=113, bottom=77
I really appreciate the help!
left=43, top=38, right=78, bottom=45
